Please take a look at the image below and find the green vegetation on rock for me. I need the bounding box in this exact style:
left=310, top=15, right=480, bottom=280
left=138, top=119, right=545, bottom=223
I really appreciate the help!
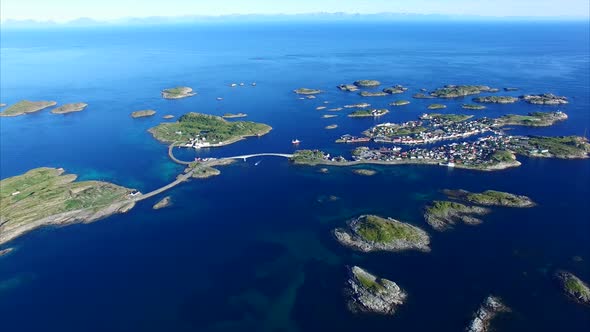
left=462, top=104, right=486, bottom=110
left=427, top=104, right=447, bottom=110
left=294, top=88, right=322, bottom=95
left=148, top=112, right=272, bottom=145
left=465, top=190, right=535, bottom=207
left=354, top=80, right=381, bottom=87
left=429, top=113, right=473, bottom=122
left=131, top=110, right=156, bottom=118
left=0, top=168, right=134, bottom=246
left=430, top=85, right=494, bottom=98
left=0, top=100, right=57, bottom=117
left=496, top=111, right=568, bottom=127
left=162, top=86, right=196, bottom=99
left=348, top=109, right=389, bottom=117
left=359, top=91, right=389, bottom=97
left=511, top=136, right=590, bottom=159
left=356, top=215, right=422, bottom=243
left=291, top=150, right=328, bottom=165
left=473, top=96, right=518, bottom=104
left=424, top=201, right=490, bottom=231
left=50, top=103, right=88, bottom=114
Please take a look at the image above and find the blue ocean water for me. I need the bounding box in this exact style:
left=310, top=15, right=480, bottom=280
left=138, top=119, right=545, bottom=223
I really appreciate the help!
left=0, top=22, right=589, bottom=331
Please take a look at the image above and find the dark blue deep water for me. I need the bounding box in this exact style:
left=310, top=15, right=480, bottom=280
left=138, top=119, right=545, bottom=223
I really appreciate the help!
left=1, top=22, right=589, bottom=331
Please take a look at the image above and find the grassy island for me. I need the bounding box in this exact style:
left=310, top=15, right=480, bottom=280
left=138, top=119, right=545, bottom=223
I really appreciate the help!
left=291, top=150, right=330, bottom=165
left=383, top=85, right=408, bottom=94
left=348, top=109, right=389, bottom=118
left=347, top=266, right=407, bottom=315
left=222, top=113, right=248, bottom=119
left=131, top=110, right=156, bottom=118
left=354, top=80, right=381, bottom=87
left=473, top=96, right=519, bottom=104
left=162, top=86, right=196, bottom=99
left=0, top=100, right=57, bottom=117
left=427, top=104, right=447, bottom=110
left=554, top=271, right=590, bottom=306
left=359, top=91, right=388, bottom=97
left=0, top=167, right=136, bottom=246
left=511, top=136, right=590, bottom=159
left=430, top=85, right=495, bottom=98
left=294, top=88, right=322, bottom=95
left=149, top=112, right=272, bottom=146
left=496, top=111, right=568, bottom=127
left=462, top=104, right=486, bottom=110
left=521, top=93, right=568, bottom=105
left=334, top=215, right=431, bottom=252
left=413, top=93, right=435, bottom=99
left=390, top=100, right=410, bottom=106
left=444, top=189, right=535, bottom=207
left=51, top=103, right=88, bottom=114
left=424, top=201, right=490, bottom=231
left=428, top=113, right=473, bottom=122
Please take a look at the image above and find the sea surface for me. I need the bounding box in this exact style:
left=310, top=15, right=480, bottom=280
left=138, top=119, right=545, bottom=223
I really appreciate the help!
left=1, top=21, right=589, bottom=331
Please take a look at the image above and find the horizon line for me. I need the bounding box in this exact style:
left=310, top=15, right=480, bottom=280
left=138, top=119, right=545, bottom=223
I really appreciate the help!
left=2, top=12, right=589, bottom=26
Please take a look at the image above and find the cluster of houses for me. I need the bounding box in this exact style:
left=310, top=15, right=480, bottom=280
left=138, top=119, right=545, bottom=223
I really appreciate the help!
left=352, top=135, right=513, bottom=167
left=367, top=117, right=497, bottom=145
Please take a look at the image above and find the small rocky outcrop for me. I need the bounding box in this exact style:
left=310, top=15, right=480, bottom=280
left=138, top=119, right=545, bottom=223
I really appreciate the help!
left=338, top=84, right=359, bottom=92
left=50, top=103, right=88, bottom=114
left=346, top=266, right=407, bottom=315
left=412, top=93, right=435, bottom=99
left=443, top=189, right=536, bottom=208
left=554, top=271, right=590, bottom=306
left=383, top=85, right=408, bottom=94
left=131, top=110, right=156, bottom=118
left=0, top=248, right=14, bottom=257
left=473, top=96, right=518, bottom=104
left=466, top=296, right=510, bottom=332
left=352, top=169, right=377, bottom=176
left=294, top=88, right=322, bottom=95
left=153, top=196, right=172, bottom=210
left=521, top=93, right=568, bottom=105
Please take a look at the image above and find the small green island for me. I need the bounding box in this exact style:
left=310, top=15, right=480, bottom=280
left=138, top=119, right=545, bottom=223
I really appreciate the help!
left=462, top=104, right=486, bottom=110
left=294, top=88, right=322, bottom=95
left=354, top=80, right=381, bottom=87
left=348, top=109, right=389, bottom=118
left=346, top=266, right=407, bottom=315
left=0, top=100, right=57, bottom=117
left=0, top=167, right=136, bottom=246
left=149, top=112, right=272, bottom=147
left=383, top=85, right=408, bottom=94
left=131, top=110, right=156, bottom=118
left=424, top=201, right=491, bottom=231
left=429, top=85, right=496, bottom=98
left=359, top=91, right=389, bottom=97
left=222, top=113, right=248, bottom=119
left=50, top=103, right=88, bottom=114
left=390, top=100, right=410, bottom=106
left=412, top=93, right=436, bottom=99
left=352, top=169, right=377, bottom=176
left=554, top=271, right=590, bottom=306
left=443, top=189, right=535, bottom=207
left=473, top=96, right=519, bottom=104
left=333, top=215, right=431, bottom=252
left=162, top=86, right=196, bottom=99
left=521, top=93, right=568, bottom=105
left=496, top=111, right=567, bottom=127
left=427, top=103, right=447, bottom=110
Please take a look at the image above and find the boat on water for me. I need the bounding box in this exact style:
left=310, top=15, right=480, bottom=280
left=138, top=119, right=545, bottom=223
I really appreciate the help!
left=255, top=160, right=262, bottom=166
left=292, top=139, right=301, bottom=145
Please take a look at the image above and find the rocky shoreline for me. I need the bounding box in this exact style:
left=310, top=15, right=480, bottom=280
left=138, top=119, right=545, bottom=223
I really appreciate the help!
left=466, top=296, right=510, bottom=332
left=50, top=103, right=88, bottom=114
left=554, top=271, right=590, bottom=306
left=153, top=196, right=172, bottom=210
left=424, top=201, right=491, bottom=231
left=346, top=266, right=407, bottom=315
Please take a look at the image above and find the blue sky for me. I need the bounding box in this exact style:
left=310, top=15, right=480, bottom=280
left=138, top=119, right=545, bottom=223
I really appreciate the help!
left=1, top=0, right=589, bottom=22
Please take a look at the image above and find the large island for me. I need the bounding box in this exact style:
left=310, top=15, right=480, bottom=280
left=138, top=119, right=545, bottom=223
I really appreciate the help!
left=0, top=168, right=137, bottom=246
left=0, top=100, right=57, bottom=117
left=149, top=112, right=272, bottom=148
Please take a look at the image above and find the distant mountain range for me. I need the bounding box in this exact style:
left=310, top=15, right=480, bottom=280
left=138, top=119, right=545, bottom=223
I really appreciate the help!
left=2, top=12, right=586, bottom=28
